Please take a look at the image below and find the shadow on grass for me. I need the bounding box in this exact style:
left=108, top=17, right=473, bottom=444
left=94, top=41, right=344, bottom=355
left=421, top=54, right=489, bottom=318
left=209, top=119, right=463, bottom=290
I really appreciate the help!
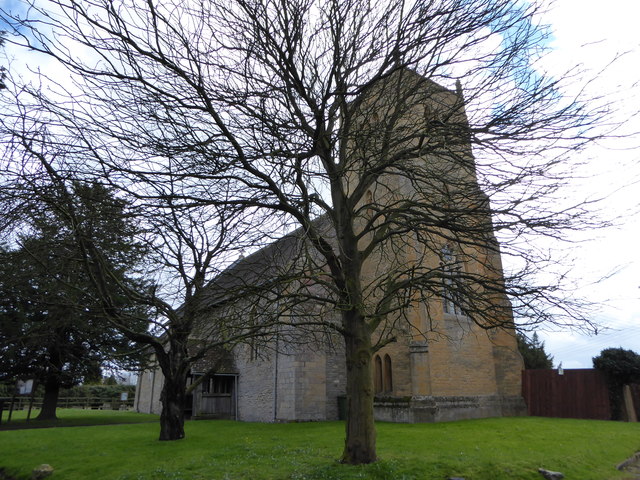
left=0, top=468, right=18, bottom=480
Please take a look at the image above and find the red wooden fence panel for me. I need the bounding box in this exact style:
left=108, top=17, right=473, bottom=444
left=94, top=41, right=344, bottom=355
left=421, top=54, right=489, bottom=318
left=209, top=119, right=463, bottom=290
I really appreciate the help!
left=522, top=369, right=611, bottom=420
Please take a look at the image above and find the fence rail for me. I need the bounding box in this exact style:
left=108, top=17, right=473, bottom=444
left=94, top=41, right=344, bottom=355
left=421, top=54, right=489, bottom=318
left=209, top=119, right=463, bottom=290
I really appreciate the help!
left=0, top=396, right=135, bottom=412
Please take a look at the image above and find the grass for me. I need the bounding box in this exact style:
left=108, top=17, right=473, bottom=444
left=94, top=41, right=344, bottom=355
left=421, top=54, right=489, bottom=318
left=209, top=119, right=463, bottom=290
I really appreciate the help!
left=1, top=413, right=639, bottom=479
left=0, top=408, right=159, bottom=429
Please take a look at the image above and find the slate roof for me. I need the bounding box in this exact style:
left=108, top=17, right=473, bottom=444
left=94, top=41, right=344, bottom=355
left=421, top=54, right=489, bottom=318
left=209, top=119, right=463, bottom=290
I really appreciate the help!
left=199, top=215, right=332, bottom=308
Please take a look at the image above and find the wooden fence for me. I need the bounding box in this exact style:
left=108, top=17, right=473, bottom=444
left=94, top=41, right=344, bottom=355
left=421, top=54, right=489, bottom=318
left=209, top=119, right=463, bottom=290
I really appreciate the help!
left=0, top=396, right=135, bottom=414
left=521, top=369, right=612, bottom=420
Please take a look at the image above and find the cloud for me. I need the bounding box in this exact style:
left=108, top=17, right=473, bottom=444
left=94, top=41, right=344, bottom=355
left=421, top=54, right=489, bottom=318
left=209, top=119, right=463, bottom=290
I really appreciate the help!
left=532, top=0, right=640, bottom=368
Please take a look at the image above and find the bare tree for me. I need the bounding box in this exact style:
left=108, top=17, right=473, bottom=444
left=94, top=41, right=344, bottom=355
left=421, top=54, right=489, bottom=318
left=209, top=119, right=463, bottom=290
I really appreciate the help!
left=1, top=0, right=611, bottom=463
left=0, top=115, right=283, bottom=439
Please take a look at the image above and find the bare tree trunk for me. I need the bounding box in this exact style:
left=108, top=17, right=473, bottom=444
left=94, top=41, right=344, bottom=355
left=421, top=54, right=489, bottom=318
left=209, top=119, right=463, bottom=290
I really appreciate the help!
left=36, top=374, right=59, bottom=421
left=341, top=310, right=377, bottom=465
left=157, top=335, right=190, bottom=441
left=159, top=374, right=187, bottom=441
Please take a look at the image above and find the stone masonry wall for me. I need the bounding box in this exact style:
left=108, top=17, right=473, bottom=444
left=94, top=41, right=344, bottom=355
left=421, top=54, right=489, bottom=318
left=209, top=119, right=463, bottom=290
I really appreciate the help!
left=427, top=316, right=499, bottom=397
left=275, top=350, right=297, bottom=421
left=135, top=366, right=164, bottom=415
left=325, top=344, right=347, bottom=419
left=235, top=345, right=276, bottom=422
left=293, top=349, right=327, bottom=420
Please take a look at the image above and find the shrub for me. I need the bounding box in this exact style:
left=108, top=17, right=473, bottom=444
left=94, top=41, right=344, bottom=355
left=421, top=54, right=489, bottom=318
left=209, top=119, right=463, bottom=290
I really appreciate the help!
left=62, top=384, right=136, bottom=402
left=593, top=347, right=640, bottom=420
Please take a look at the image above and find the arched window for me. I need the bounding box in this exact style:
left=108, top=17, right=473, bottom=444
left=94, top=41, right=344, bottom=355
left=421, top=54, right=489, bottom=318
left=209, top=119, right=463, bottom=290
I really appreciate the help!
left=365, top=190, right=375, bottom=218
left=374, top=355, right=383, bottom=394
left=383, top=355, right=393, bottom=393
left=441, top=245, right=463, bottom=315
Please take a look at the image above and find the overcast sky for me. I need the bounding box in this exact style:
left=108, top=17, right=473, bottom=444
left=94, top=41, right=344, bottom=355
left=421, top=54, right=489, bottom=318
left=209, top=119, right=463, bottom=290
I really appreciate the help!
left=532, top=0, right=640, bottom=368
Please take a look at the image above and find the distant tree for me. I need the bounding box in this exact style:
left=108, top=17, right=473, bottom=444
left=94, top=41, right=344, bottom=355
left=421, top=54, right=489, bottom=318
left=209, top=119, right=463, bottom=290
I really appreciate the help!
left=593, top=347, right=640, bottom=420
left=517, top=332, right=554, bottom=369
left=0, top=182, right=149, bottom=420
left=83, top=361, right=104, bottom=385
left=103, top=375, right=119, bottom=386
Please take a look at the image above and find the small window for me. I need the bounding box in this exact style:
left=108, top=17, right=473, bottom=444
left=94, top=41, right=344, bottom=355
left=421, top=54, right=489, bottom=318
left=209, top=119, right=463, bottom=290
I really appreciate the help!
left=249, top=305, right=260, bottom=361
left=366, top=190, right=374, bottom=218
left=423, top=105, right=431, bottom=124
left=374, top=355, right=383, bottom=394
left=374, top=354, right=393, bottom=394
left=201, top=375, right=210, bottom=393
left=204, top=375, right=234, bottom=395
left=211, top=376, right=234, bottom=394
left=383, top=355, right=393, bottom=393
left=441, top=245, right=464, bottom=316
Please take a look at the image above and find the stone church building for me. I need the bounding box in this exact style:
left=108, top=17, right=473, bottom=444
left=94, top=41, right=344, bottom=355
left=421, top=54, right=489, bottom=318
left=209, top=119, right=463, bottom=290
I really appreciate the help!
left=135, top=70, right=527, bottom=423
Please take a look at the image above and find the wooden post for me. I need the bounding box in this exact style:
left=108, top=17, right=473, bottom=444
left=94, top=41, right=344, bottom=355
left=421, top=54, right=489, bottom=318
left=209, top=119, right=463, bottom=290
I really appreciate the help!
left=26, top=380, right=38, bottom=422
left=623, top=385, right=637, bottom=422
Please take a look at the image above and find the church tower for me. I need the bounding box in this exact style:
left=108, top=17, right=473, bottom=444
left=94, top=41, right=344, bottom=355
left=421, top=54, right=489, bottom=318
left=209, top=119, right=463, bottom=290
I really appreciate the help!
left=348, top=68, right=527, bottom=421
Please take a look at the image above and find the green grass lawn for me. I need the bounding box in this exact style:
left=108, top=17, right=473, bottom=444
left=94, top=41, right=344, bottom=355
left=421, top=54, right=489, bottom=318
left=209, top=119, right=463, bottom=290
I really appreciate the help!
left=0, top=408, right=159, bottom=429
left=1, top=413, right=639, bottom=479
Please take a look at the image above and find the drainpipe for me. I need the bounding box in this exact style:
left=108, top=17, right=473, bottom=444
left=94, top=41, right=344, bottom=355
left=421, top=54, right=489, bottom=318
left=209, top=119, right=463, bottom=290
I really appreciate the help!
left=273, top=330, right=279, bottom=422
left=234, top=374, right=238, bottom=421
left=134, top=375, right=141, bottom=412
left=273, top=292, right=281, bottom=422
